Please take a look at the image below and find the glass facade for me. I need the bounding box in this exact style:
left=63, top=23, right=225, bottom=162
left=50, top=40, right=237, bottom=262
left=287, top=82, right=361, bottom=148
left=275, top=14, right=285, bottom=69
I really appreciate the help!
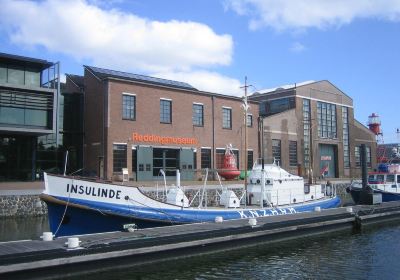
left=192, top=103, right=204, bottom=126
left=222, top=107, right=232, bottom=129
left=342, top=107, right=350, bottom=168
left=0, top=55, right=59, bottom=181
left=160, top=99, right=172, bottom=123
left=303, top=99, right=311, bottom=168
left=0, top=89, right=53, bottom=129
left=122, top=94, right=136, bottom=120
left=317, top=102, right=337, bottom=138
left=0, top=63, right=41, bottom=87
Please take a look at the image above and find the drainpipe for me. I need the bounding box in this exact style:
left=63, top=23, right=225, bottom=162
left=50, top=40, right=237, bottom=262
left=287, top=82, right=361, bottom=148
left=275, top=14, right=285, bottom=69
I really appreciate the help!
left=211, top=96, right=215, bottom=179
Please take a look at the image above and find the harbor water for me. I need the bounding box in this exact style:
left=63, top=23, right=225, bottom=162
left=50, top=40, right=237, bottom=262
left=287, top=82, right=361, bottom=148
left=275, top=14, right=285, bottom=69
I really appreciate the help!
left=1, top=217, right=400, bottom=279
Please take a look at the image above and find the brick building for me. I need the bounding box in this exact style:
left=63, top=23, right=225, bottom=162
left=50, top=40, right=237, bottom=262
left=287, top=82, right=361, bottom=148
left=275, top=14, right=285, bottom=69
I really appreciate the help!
left=250, top=80, right=376, bottom=179
left=75, top=66, right=259, bottom=181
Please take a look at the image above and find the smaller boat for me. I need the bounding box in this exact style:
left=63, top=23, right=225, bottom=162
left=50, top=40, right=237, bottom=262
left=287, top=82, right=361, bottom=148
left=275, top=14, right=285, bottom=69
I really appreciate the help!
left=218, top=144, right=241, bottom=180
left=347, top=163, right=400, bottom=204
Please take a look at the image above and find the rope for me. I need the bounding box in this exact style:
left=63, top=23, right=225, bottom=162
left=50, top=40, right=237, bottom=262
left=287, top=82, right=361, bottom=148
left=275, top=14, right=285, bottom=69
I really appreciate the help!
left=53, top=179, right=73, bottom=237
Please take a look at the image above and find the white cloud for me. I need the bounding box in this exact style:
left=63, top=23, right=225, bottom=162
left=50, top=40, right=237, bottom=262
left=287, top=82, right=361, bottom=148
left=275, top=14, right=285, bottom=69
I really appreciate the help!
left=290, top=42, right=306, bottom=53
left=153, top=71, right=243, bottom=96
left=0, top=0, right=233, bottom=74
left=226, top=0, right=400, bottom=31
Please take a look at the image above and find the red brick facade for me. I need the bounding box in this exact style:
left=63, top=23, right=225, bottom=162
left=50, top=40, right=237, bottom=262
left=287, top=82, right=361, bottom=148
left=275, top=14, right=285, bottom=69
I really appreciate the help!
left=81, top=67, right=259, bottom=180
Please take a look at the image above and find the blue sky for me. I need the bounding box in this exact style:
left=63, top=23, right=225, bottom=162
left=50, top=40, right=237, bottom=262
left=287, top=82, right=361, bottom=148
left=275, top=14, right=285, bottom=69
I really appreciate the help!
left=1, top=0, right=399, bottom=142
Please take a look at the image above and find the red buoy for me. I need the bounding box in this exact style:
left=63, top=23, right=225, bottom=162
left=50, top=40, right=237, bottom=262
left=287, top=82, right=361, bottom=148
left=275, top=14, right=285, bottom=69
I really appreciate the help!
left=218, top=145, right=241, bottom=180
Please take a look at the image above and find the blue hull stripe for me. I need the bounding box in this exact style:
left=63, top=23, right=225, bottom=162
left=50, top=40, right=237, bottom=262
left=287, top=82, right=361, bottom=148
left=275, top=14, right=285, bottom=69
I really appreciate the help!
left=44, top=196, right=341, bottom=236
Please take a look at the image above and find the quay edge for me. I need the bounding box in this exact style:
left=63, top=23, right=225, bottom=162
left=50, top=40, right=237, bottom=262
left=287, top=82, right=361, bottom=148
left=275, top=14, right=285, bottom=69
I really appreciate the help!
left=2, top=201, right=400, bottom=279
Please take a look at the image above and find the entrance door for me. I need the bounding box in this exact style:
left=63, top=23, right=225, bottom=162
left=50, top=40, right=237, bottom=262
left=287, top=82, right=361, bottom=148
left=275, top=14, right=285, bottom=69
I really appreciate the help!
left=0, top=136, right=34, bottom=181
left=319, top=144, right=337, bottom=178
left=180, top=148, right=194, bottom=180
left=137, top=146, right=153, bottom=181
left=153, top=148, right=179, bottom=179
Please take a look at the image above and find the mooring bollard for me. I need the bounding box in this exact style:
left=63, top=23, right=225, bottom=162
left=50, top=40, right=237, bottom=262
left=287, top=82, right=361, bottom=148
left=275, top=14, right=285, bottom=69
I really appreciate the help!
left=41, top=232, right=54, bottom=241
left=314, top=206, right=321, bottom=212
left=248, top=218, right=257, bottom=227
left=65, top=237, right=81, bottom=249
left=215, top=216, right=223, bottom=223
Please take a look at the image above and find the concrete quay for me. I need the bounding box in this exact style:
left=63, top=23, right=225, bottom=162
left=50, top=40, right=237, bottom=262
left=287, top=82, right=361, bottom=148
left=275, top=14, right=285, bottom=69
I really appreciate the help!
left=1, top=201, right=400, bottom=279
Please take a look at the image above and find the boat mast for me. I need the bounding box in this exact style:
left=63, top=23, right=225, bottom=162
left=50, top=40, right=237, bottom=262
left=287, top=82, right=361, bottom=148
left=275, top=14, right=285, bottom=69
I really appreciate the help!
left=241, top=77, right=251, bottom=207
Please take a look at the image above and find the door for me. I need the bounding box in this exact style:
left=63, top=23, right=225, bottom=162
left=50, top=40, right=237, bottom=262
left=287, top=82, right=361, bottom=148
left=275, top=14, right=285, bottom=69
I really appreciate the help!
left=152, top=148, right=180, bottom=179
left=319, top=144, right=337, bottom=178
left=180, top=148, right=194, bottom=180
left=137, top=146, right=153, bottom=181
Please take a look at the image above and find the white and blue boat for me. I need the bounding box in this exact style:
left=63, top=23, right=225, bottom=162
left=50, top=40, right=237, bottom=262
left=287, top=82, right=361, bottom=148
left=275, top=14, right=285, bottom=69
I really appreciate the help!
left=40, top=162, right=341, bottom=237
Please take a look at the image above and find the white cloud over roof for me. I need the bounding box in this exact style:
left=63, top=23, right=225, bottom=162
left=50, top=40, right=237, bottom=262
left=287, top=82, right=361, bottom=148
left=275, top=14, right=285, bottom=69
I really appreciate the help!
left=0, top=0, right=242, bottom=95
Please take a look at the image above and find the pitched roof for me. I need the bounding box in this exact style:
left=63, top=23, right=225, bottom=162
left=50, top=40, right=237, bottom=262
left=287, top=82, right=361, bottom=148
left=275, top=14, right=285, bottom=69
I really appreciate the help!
left=0, top=52, right=53, bottom=70
left=252, top=80, right=315, bottom=95
left=85, top=65, right=197, bottom=91
left=66, top=74, right=84, bottom=90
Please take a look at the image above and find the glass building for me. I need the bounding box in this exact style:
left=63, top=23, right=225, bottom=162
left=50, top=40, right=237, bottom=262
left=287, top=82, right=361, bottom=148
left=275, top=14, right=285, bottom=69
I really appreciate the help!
left=0, top=53, right=59, bottom=181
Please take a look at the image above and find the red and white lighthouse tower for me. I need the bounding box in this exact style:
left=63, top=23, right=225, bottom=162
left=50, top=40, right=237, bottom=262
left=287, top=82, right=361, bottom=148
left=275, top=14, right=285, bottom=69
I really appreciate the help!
left=368, top=113, right=383, bottom=143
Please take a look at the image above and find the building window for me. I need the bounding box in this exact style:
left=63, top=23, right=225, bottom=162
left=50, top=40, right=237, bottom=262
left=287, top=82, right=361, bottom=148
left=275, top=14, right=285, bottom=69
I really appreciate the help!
left=355, top=146, right=360, bottom=167
left=222, top=107, right=232, bottom=129
left=260, top=97, right=296, bottom=117
left=113, top=144, right=127, bottom=173
left=303, top=99, right=311, bottom=168
left=192, top=103, right=204, bottom=126
left=247, top=114, right=253, bottom=127
left=160, top=99, right=172, bottom=123
left=317, top=102, right=337, bottom=139
left=342, top=107, right=350, bottom=168
left=201, top=148, right=211, bottom=169
left=272, top=139, right=281, bottom=165
left=247, top=150, right=254, bottom=170
left=355, top=146, right=371, bottom=168
left=289, top=141, right=298, bottom=167
left=122, top=94, right=136, bottom=120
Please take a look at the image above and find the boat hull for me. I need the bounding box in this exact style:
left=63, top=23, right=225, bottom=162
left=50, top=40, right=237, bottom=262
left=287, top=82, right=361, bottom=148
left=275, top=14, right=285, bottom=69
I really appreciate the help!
left=41, top=193, right=341, bottom=236
left=347, top=186, right=400, bottom=204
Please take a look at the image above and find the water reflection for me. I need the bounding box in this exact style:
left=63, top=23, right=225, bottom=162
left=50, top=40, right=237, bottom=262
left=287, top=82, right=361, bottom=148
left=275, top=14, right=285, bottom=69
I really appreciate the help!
left=65, top=224, right=400, bottom=280
left=0, top=216, right=49, bottom=242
